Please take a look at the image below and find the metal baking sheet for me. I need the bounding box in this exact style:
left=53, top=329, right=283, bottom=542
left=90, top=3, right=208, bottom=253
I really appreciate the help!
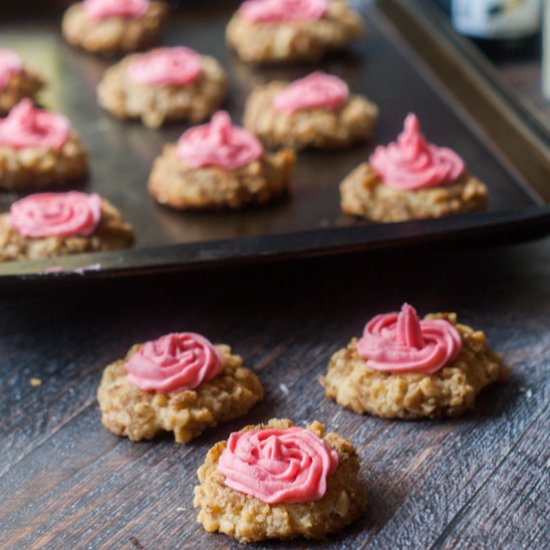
left=1, top=0, right=549, bottom=281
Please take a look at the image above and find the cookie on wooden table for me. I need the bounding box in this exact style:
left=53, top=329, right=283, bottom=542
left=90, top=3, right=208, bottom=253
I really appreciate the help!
left=98, top=47, right=228, bottom=128
left=97, top=332, right=264, bottom=443
left=62, top=0, right=168, bottom=55
left=340, top=114, right=488, bottom=221
left=321, top=303, right=507, bottom=419
left=194, top=418, right=366, bottom=543
left=148, top=111, right=294, bottom=209
left=226, top=0, right=363, bottom=63
left=244, top=71, right=378, bottom=150
left=0, top=100, right=87, bottom=190
left=0, top=191, right=135, bottom=263
left=0, top=49, right=45, bottom=115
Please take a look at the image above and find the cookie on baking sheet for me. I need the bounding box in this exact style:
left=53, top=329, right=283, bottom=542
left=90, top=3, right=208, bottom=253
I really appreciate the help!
left=226, top=0, right=363, bottom=64
left=98, top=47, right=228, bottom=128
left=340, top=113, right=488, bottom=222
left=194, top=418, right=366, bottom=543
left=148, top=111, right=294, bottom=209
left=62, top=0, right=168, bottom=55
left=97, top=332, right=264, bottom=443
left=0, top=191, right=135, bottom=263
left=321, top=304, right=507, bottom=419
left=244, top=72, right=378, bottom=150
left=0, top=49, right=45, bottom=115
left=0, top=100, right=87, bottom=190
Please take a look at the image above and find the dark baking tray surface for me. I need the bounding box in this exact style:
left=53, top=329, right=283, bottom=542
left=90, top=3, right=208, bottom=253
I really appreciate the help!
left=1, top=0, right=549, bottom=280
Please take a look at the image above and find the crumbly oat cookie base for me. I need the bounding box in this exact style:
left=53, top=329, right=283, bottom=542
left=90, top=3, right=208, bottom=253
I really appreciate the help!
left=0, top=199, right=135, bottom=263
left=148, top=146, right=295, bottom=210
left=98, top=54, right=228, bottom=127
left=226, top=0, right=363, bottom=63
left=340, top=162, right=489, bottom=222
left=321, top=313, right=507, bottom=419
left=62, top=1, right=168, bottom=55
left=243, top=82, right=378, bottom=150
left=0, top=133, right=88, bottom=191
left=97, top=344, right=264, bottom=443
left=194, top=418, right=366, bottom=543
left=0, top=69, right=45, bottom=115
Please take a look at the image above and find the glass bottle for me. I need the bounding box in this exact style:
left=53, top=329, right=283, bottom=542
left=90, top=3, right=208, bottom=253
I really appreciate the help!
left=451, top=0, right=542, bottom=56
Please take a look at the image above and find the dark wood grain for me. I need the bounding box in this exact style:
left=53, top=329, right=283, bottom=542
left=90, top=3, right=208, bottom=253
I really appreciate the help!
left=2, top=3, right=550, bottom=548
left=1, top=239, right=549, bottom=550
left=436, top=409, right=550, bottom=550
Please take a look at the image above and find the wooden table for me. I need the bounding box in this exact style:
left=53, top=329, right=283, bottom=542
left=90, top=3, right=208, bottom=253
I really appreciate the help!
left=1, top=238, right=549, bottom=549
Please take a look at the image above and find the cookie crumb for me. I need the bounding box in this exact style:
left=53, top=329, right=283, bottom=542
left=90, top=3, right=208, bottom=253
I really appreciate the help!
left=30, top=377, right=42, bottom=387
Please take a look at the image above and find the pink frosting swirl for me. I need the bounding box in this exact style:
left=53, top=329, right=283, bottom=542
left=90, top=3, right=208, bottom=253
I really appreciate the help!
left=370, top=114, right=466, bottom=190
left=0, top=99, right=70, bottom=150
left=83, top=0, right=149, bottom=20
left=240, top=0, right=327, bottom=23
left=125, top=332, right=225, bottom=393
left=0, top=49, right=23, bottom=90
left=9, top=192, right=102, bottom=238
left=127, top=47, right=202, bottom=87
left=273, top=72, right=349, bottom=114
left=218, top=426, right=339, bottom=504
left=176, top=111, right=263, bottom=171
left=356, top=303, right=462, bottom=374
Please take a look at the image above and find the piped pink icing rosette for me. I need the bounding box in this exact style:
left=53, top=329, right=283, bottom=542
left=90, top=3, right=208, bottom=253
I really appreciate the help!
left=370, top=114, right=466, bottom=190
left=357, top=303, right=462, bottom=374
left=125, top=332, right=225, bottom=393
left=9, top=192, right=102, bottom=238
left=218, top=426, right=339, bottom=504
left=0, top=49, right=23, bottom=90
left=176, top=111, right=264, bottom=171
left=0, top=99, right=70, bottom=150
left=83, top=0, right=149, bottom=20
left=273, top=72, right=349, bottom=114
left=240, top=0, right=328, bottom=24
left=128, top=47, right=202, bottom=87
